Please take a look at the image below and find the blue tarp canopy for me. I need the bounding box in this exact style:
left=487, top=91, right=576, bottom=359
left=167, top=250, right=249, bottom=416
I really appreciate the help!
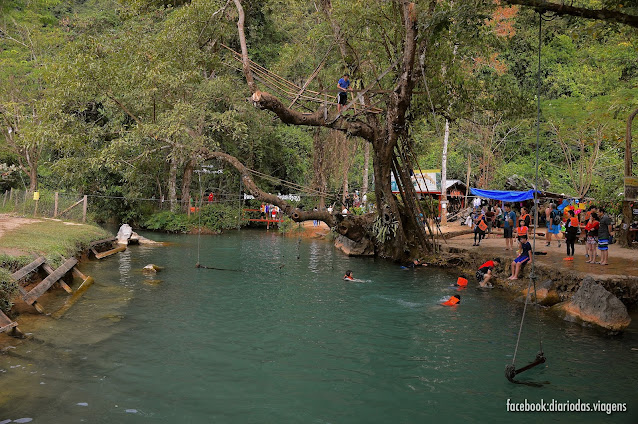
left=470, top=188, right=537, bottom=202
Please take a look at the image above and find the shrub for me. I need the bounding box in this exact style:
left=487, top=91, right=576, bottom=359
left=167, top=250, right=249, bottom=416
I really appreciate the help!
left=143, top=211, right=191, bottom=233
left=277, top=216, right=303, bottom=234
left=194, top=203, right=248, bottom=232
left=0, top=268, right=18, bottom=314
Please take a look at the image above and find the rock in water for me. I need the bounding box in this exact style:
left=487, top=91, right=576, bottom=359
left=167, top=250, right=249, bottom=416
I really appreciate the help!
left=334, top=235, right=374, bottom=256
left=558, top=276, right=631, bottom=332
left=142, top=264, right=162, bottom=273
left=117, top=224, right=133, bottom=245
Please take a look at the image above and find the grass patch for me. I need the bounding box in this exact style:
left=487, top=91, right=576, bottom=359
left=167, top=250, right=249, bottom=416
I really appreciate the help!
left=0, top=220, right=110, bottom=266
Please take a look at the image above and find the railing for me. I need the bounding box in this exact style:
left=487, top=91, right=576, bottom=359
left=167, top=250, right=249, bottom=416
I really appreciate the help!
left=1, top=189, right=88, bottom=222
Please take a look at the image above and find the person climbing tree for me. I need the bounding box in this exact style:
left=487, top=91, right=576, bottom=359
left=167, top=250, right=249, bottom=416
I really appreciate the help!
left=337, top=74, right=351, bottom=114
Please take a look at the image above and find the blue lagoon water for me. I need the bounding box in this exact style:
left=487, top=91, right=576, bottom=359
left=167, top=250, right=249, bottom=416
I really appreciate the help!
left=0, top=230, right=636, bottom=423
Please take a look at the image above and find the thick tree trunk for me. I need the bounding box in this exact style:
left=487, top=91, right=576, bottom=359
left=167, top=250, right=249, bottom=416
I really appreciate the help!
left=232, top=1, right=424, bottom=260
left=440, top=119, right=450, bottom=224
left=362, top=142, right=370, bottom=202
left=312, top=128, right=327, bottom=209
left=618, top=106, right=638, bottom=247
left=181, top=156, right=196, bottom=212
left=168, top=156, right=178, bottom=212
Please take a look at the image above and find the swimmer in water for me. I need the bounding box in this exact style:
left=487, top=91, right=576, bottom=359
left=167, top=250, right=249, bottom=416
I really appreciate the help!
left=343, top=270, right=354, bottom=281
left=441, top=294, right=461, bottom=306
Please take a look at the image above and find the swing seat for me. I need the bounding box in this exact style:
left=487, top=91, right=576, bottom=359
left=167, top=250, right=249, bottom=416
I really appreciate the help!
left=505, top=352, right=546, bottom=382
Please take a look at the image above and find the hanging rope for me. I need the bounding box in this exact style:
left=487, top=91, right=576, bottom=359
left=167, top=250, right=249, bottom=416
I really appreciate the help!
left=506, top=11, right=548, bottom=383
left=194, top=166, right=240, bottom=272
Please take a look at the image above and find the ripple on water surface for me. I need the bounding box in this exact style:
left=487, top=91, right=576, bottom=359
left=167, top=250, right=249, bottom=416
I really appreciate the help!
left=0, top=230, right=637, bottom=423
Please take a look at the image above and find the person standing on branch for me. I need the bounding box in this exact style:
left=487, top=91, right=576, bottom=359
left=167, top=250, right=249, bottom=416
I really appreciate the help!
left=337, top=74, right=351, bottom=114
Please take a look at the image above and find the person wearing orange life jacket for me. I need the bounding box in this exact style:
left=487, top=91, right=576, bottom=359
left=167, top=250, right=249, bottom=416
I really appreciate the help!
left=515, top=219, right=529, bottom=242
left=564, top=209, right=580, bottom=261
left=442, top=294, right=461, bottom=306
left=343, top=270, right=354, bottom=281
left=473, top=210, right=488, bottom=246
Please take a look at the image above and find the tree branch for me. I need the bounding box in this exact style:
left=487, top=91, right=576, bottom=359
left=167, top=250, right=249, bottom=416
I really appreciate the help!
left=198, top=149, right=375, bottom=243
left=232, top=0, right=257, bottom=92
left=504, top=0, right=638, bottom=28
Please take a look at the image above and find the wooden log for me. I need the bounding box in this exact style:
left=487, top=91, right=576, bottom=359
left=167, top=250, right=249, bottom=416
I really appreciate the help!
left=0, top=310, right=18, bottom=334
left=51, top=274, right=94, bottom=319
left=41, top=263, right=73, bottom=294
left=95, top=245, right=126, bottom=259
left=82, top=195, right=87, bottom=223
left=10, top=256, right=46, bottom=282
left=89, top=237, right=117, bottom=248
left=53, top=192, right=59, bottom=218
left=72, top=267, right=88, bottom=281
left=58, top=198, right=84, bottom=217
left=24, top=257, right=78, bottom=306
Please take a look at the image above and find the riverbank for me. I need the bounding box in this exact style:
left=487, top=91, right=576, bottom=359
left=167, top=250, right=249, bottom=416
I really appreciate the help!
left=0, top=214, right=111, bottom=342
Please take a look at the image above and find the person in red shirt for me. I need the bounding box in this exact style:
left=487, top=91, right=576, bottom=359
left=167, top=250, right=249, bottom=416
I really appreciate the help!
left=584, top=213, right=600, bottom=264
left=476, top=258, right=500, bottom=288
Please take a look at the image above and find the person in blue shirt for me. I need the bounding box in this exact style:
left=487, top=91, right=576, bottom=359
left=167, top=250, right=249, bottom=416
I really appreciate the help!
left=337, top=74, right=350, bottom=113
left=508, top=234, right=532, bottom=280
left=502, top=204, right=517, bottom=251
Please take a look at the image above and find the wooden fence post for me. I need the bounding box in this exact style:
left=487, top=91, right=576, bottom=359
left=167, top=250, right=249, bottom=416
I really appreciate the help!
left=82, top=195, right=88, bottom=223
left=9, top=188, right=13, bottom=203
left=54, top=192, right=59, bottom=218
left=2, top=190, right=7, bottom=208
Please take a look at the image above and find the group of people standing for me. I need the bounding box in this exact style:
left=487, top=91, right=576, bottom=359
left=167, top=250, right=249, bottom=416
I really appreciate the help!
left=471, top=200, right=613, bottom=261
left=469, top=200, right=614, bottom=287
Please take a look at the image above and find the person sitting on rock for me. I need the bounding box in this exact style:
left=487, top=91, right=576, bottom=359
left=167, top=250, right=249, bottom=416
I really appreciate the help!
left=476, top=258, right=500, bottom=288
left=508, top=234, right=532, bottom=280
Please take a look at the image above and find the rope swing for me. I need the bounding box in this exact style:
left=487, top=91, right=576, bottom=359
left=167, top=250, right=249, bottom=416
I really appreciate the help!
left=505, top=10, right=550, bottom=384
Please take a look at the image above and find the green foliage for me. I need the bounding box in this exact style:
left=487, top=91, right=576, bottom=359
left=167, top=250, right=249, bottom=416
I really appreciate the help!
left=196, top=203, right=247, bottom=232
left=143, top=203, right=247, bottom=233
left=0, top=254, right=33, bottom=272
left=0, top=268, right=18, bottom=314
left=277, top=216, right=302, bottom=234
left=143, top=210, right=191, bottom=233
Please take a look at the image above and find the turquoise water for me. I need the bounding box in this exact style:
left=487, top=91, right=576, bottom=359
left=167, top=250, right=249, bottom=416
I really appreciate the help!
left=1, top=230, right=637, bottom=423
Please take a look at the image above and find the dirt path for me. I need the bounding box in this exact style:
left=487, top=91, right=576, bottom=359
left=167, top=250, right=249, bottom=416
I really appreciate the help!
left=0, top=213, right=43, bottom=256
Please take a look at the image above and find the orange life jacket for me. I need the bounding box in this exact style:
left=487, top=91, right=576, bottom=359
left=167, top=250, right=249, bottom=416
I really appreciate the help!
left=569, top=217, right=579, bottom=227
left=344, top=275, right=354, bottom=281
left=456, top=277, right=468, bottom=287
left=521, top=213, right=530, bottom=224
left=442, top=296, right=460, bottom=306
left=517, top=226, right=528, bottom=236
